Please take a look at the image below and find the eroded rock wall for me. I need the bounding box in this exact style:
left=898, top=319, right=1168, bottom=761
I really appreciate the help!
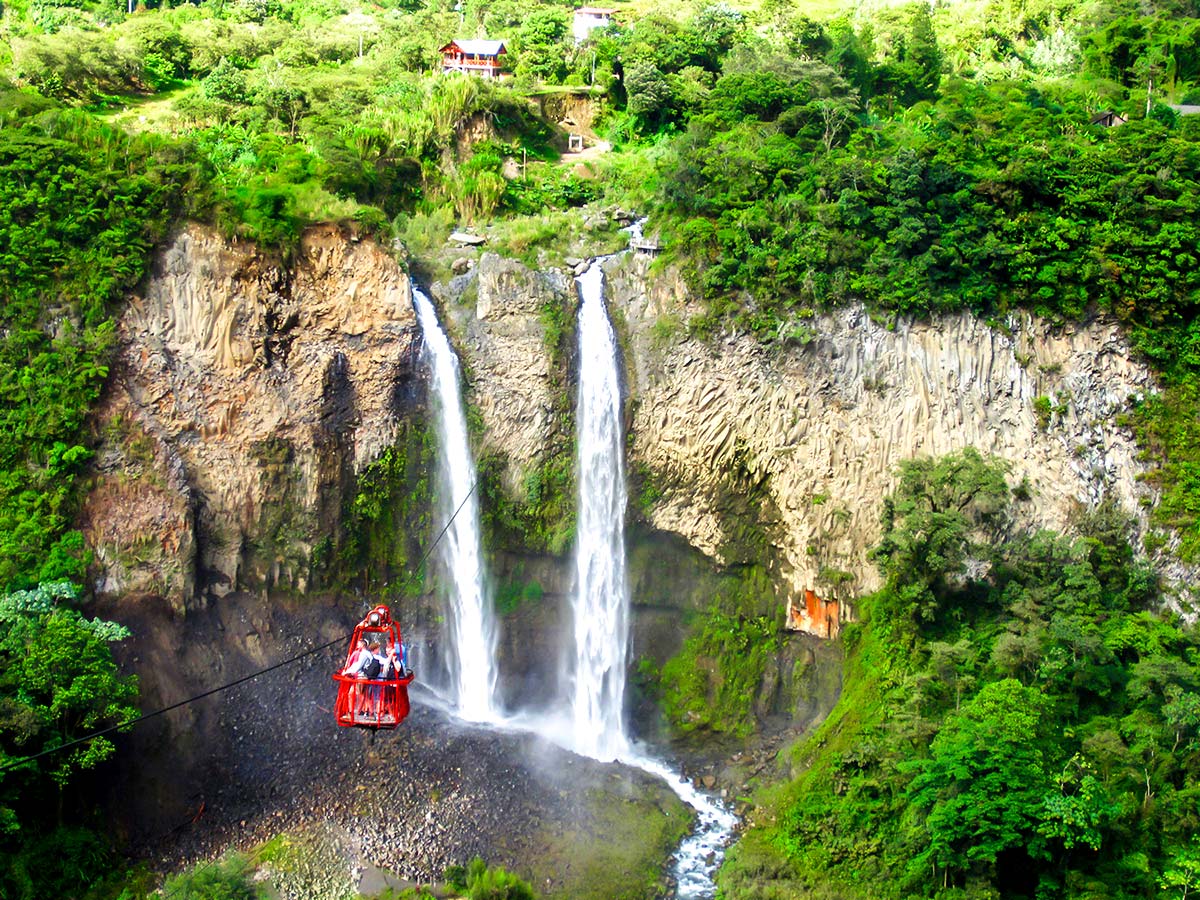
left=88, top=224, right=1184, bottom=627
left=605, top=252, right=1176, bottom=619
left=82, top=223, right=421, bottom=608
left=434, top=253, right=575, bottom=495
left=439, top=248, right=1180, bottom=631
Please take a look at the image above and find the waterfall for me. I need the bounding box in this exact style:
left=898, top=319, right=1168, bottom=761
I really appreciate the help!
left=567, top=252, right=736, bottom=899
left=413, top=287, right=499, bottom=723
left=567, top=262, right=632, bottom=761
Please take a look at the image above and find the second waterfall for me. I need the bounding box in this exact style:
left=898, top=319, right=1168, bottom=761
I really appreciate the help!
left=413, top=286, right=500, bottom=723
left=566, top=261, right=631, bottom=761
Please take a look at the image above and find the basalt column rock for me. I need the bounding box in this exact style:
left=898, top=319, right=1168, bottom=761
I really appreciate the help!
left=604, top=252, right=1184, bottom=628
left=82, top=224, right=421, bottom=610
left=435, top=252, right=575, bottom=495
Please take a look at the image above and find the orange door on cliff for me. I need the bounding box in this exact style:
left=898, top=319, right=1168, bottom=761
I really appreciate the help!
left=332, top=605, right=415, bottom=730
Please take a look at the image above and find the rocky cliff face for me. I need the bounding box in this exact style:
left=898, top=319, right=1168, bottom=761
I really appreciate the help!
left=89, top=225, right=1181, bottom=627
left=434, top=253, right=574, bottom=496
left=88, top=224, right=1187, bottom=849
left=441, top=248, right=1179, bottom=635
left=82, top=223, right=421, bottom=609
left=607, top=251, right=1177, bottom=624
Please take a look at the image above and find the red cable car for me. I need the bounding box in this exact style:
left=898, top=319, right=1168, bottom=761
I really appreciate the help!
left=332, top=605, right=415, bottom=729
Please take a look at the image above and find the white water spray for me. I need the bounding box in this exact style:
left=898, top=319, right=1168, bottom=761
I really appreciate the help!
left=568, top=262, right=632, bottom=760
left=413, top=287, right=499, bottom=723
left=568, top=250, right=736, bottom=898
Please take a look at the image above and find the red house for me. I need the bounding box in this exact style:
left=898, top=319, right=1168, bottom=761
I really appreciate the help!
left=439, top=39, right=507, bottom=78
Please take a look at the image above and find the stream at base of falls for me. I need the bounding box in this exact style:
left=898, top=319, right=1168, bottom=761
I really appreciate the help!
left=415, top=225, right=737, bottom=897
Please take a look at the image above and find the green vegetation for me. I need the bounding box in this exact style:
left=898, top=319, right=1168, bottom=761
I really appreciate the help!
left=649, top=561, right=782, bottom=738
left=659, top=605, right=778, bottom=737
left=495, top=570, right=544, bottom=616
left=722, top=452, right=1197, bottom=898
left=0, top=99, right=191, bottom=590
left=161, top=853, right=265, bottom=900
left=481, top=451, right=576, bottom=555
left=523, top=782, right=690, bottom=900
left=0, top=582, right=139, bottom=899
left=1127, top=383, right=1200, bottom=561
left=444, top=857, right=537, bottom=900
left=335, top=424, right=434, bottom=596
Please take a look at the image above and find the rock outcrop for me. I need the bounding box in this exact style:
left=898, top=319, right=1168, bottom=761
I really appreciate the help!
left=606, top=252, right=1173, bottom=625
left=440, top=247, right=1178, bottom=632
left=82, top=223, right=420, bottom=608
left=435, top=253, right=574, bottom=495
left=87, top=223, right=1185, bottom=625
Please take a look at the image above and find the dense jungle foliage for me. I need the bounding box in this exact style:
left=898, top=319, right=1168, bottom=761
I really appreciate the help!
left=0, top=0, right=1199, bottom=895
left=720, top=451, right=1200, bottom=900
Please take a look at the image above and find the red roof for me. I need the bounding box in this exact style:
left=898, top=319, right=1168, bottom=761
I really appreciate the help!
left=439, top=39, right=507, bottom=57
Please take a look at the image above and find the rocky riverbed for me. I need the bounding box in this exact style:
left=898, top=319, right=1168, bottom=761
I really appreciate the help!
left=122, top=642, right=693, bottom=900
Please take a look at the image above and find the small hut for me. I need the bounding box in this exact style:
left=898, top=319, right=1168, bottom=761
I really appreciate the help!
left=1090, top=110, right=1128, bottom=128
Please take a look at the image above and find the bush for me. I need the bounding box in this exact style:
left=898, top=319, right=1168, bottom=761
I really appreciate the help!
left=445, top=858, right=536, bottom=900
left=202, top=57, right=249, bottom=103
left=162, top=854, right=265, bottom=900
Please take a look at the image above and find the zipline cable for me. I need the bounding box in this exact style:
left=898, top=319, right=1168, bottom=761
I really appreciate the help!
left=0, top=478, right=479, bottom=777
left=143, top=478, right=480, bottom=898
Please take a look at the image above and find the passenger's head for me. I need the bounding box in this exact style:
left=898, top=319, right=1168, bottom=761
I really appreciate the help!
left=369, top=642, right=380, bottom=652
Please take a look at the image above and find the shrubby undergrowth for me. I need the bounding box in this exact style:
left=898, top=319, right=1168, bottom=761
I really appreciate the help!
left=721, top=452, right=1200, bottom=899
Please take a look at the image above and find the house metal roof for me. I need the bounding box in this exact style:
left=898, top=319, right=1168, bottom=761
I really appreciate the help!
left=442, top=39, right=506, bottom=56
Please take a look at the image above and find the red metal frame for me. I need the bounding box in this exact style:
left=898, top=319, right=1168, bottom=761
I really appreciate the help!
left=332, top=605, right=415, bottom=730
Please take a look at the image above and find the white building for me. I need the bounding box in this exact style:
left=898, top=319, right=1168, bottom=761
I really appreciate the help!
left=573, top=7, right=616, bottom=44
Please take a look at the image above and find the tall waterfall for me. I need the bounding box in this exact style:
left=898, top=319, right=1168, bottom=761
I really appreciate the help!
left=413, top=287, right=499, bottom=722
left=567, top=253, right=736, bottom=899
left=567, top=262, right=631, bottom=761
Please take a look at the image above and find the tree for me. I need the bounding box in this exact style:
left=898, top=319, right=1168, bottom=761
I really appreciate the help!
left=904, top=679, right=1052, bottom=882
left=0, top=583, right=138, bottom=821
left=624, top=60, right=673, bottom=131
left=872, top=448, right=1010, bottom=600
left=203, top=57, right=249, bottom=103
left=1163, top=836, right=1200, bottom=900
left=514, top=9, right=570, bottom=83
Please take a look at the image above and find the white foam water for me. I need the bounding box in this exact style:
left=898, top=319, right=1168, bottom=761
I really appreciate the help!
left=413, top=286, right=500, bottom=723
left=567, top=260, right=632, bottom=761
left=566, top=249, right=736, bottom=898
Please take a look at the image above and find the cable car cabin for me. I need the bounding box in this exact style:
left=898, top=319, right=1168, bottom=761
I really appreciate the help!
left=332, top=605, right=415, bottom=730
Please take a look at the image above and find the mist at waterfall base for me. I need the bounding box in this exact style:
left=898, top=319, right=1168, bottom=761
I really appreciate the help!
left=566, top=257, right=736, bottom=899
left=410, top=248, right=735, bottom=897
left=412, top=287, right=501, bottom=724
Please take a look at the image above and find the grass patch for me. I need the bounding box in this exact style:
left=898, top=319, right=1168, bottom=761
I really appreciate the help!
left=528, top=783, right=691, bottom=900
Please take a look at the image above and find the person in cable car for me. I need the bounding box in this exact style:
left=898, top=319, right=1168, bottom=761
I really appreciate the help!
left=345, top=638, right=371, bottom=676
left=333, top=605, right=415, bottom=730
